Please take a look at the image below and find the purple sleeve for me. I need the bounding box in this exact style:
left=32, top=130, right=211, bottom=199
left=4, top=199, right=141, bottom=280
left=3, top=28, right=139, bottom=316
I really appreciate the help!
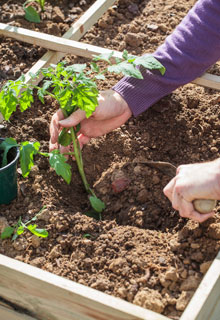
left=113, top=0, right=220, bottom=116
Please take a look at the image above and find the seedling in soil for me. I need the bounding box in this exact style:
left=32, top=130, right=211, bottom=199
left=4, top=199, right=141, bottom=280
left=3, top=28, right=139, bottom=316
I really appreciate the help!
left=1, top=206, right=48, bottom=240
left=0, top=50, right=165, bottom=216
left=23, top=0, right=46, bottom=23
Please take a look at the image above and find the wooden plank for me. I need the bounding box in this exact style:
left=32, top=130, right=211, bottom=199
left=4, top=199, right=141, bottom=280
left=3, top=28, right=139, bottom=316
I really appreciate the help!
left=1, top=22, right=219, bottom=92
left=180, top=252, right=220, bottom=320
left=0, top=305, right=36, bottom=320
left=192, top=73, right=220, bottom=90
left=0, top=22, right=122, bottom=60
left=0, top=254, right=169, bottom=320
left=23, top=0, right=116, bottom=84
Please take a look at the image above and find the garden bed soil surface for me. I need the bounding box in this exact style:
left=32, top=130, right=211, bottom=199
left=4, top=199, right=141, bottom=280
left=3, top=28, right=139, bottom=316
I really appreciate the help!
left=0, top=0, right=220, bottom=319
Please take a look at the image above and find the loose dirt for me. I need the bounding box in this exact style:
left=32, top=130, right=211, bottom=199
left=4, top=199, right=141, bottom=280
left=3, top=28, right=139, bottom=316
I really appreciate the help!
left=0, top=1, right=220, bottom=319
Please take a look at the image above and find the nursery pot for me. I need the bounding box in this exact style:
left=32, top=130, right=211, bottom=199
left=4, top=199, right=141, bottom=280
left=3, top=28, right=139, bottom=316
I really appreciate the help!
left=0, top=138, right=20, bottom=205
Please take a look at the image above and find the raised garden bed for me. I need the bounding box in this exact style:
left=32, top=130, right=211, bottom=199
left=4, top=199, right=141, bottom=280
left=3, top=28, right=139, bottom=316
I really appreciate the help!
left=0, top=0, right=220, bottom=319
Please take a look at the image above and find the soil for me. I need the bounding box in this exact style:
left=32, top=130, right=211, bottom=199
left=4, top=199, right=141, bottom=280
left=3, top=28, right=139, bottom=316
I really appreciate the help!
left=0, top=0, right=220, bottom=319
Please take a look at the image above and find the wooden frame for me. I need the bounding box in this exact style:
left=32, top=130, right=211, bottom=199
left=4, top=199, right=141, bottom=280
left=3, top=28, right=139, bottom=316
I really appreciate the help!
left=0, top=0, right=220, bottom=318
left=0, top=252, right=219, bottom=320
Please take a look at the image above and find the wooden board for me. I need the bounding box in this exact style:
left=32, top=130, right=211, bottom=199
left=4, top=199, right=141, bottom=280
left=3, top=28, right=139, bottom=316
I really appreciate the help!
left=0, top=252, right=220, bottom=320
left=180, top=252, right=220, bottom=320
left=0, top=304, right=35, bottom=320
left=0, top=254, right=169, bottom=320
left=1, top=22, right=220, bottom=93
left=23, top=0, right=116, bottom=85
left=192, top=73, right=220, bottom=91
left=1, top=22, right=219, bottom=91
left=0, top=22, right=122, bottom=60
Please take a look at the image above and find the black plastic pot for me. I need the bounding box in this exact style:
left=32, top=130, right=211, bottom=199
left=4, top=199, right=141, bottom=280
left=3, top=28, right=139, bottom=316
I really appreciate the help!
left=0, top=138, right=20, bottom=204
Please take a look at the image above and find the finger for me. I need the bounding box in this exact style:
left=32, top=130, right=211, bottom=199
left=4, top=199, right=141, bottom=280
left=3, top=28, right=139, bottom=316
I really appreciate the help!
left=59, top=109, right=86, bottom=128
left=80, top=112, right=131, bottom=138
left=78, top=134, right=91, bottom=149
left=163, top=178, right=176, bottom=202
left=190, top=210, right=215, bottom=223
left=50, top=109, right=65, bottom=144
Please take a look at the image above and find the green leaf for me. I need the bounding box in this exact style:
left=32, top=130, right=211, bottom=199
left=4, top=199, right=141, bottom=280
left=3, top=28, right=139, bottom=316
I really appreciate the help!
left=19, top=88, right=34, bottom=112
left=27, top=224, right=48, bottom=238
left=66, top=64, right=87, bottom=73
left=122, top=50, right=128, bottom=60
left=0, top=90, right=18, bottom=121
left=83, top=209, right=101, bottom=220
left=90, top=62, right=100, bottom=73
left=20, top=141, right=40, bottom=177
left=0, top=138, right=18, bottom=168
left=16, top=225, right=25, bottom=235
left=24, top=6, right=41, bottom=23
left=49, top=150, right=72, bottom=184
left=58, top=129, right=72, bottom=147
left=32, top=228, right=48, bottom=238
left=108, top=62, right=143, bottom=79
left=1, top=226, right=14, bottom=239
left=92, top=52, right=114, bottom=64
left=89, top=196, right=105, bottom=213
left=134, top=55, right=166, bottom=75
left=95, top=74, right=105, bottom=80
left=83, top=233, right=92, bottom=238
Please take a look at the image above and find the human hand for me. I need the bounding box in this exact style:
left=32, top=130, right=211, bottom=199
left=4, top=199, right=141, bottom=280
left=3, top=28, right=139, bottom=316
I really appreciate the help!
left=163, top=159, right=220, bottom=223
left=49, top=89, right=131, bottom=152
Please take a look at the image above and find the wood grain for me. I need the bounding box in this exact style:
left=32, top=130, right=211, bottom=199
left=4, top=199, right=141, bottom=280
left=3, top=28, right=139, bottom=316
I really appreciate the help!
left=0, top=254, right=169, bottom=320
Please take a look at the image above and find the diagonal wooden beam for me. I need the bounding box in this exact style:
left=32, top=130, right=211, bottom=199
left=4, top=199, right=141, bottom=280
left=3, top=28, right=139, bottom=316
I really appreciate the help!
left=23, top=0, right=116, bottom=85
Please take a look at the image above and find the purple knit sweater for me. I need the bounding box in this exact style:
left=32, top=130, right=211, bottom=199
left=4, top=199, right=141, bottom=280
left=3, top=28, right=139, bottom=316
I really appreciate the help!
left=113, top=0, right=220, bottom=116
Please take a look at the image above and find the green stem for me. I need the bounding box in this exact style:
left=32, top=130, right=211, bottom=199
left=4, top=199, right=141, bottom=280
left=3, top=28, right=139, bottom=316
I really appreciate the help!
left=62, top=110, right=95, bottom=197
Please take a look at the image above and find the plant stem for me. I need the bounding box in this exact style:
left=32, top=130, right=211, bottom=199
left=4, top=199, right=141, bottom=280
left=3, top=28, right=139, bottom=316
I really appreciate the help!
left=62, top=110, right=95, bottom=197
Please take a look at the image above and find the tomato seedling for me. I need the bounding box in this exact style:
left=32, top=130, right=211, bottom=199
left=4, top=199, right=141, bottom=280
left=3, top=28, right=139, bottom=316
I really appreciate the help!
left=23, top=0, right=46, bottom=23
left=1, top=206, right=48, bottom=240
left=0, top=50, right=165, bottom=216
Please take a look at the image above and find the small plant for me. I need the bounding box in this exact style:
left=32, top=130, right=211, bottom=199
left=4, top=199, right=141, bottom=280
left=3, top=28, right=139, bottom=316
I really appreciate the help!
left=23, top=0, right=46, bottom=23
left=1, top=206, right=49, bottom=240
left=0, top=50, right=165, bottom=216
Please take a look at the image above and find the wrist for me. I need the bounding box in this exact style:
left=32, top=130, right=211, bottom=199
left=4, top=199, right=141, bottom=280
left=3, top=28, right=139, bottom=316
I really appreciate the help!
left=113, top=90, right=132, bottom=117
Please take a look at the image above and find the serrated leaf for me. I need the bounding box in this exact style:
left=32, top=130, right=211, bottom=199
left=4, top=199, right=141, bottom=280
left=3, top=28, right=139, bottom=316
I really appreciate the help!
left=89, top=196, right=105, bottom=213
left=20, top=141, right=40, bottom=177
left=0, top=90, right=18, bottom=121
left=19, top=88, right=34, bottom=112
left=1, top=226, right=14, bottom=239
left=92, top=52, right=114, bottom=63
left=108, top=62, right=143, bottom=79
left=58, top=129, right=72, bottom=146
left=66, top=64, right=87, bottom=73
left=49, top=150, right=72, bottom=184
left=24, top=6, right=41, bottom=23
left=134, top=55, right=166, bottom=75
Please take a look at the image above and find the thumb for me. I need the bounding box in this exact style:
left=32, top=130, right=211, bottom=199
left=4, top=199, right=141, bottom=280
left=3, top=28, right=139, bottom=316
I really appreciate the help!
left=59, top=109, right=86, bottom=127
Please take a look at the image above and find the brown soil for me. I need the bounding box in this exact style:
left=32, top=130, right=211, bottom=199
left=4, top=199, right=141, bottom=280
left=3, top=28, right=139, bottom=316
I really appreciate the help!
left=0, top=1, right=220, bottom=319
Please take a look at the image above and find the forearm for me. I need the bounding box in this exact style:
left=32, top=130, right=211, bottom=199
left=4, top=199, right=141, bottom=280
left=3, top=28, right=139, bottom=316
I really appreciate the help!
left=113, top=0, right=220, bottom=116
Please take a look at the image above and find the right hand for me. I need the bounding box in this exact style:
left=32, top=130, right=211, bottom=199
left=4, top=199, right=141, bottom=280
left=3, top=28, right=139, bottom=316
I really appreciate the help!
left=49, top=89, right=131, bottom=152
left=163, top=159, right=220, bottom=222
